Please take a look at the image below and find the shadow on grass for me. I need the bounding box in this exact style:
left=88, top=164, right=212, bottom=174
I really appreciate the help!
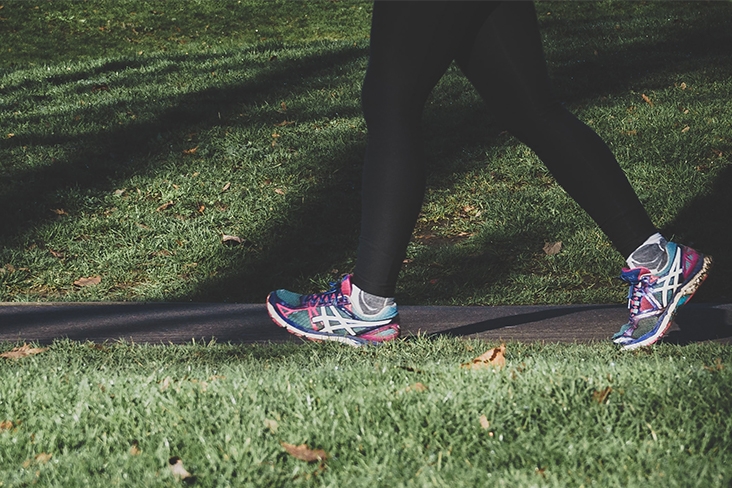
left=662, top=163, right=732, bottom=303
left=1, top=2, right=731, bottom=304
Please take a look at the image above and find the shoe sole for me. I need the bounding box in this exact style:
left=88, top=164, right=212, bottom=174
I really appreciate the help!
left=266, top=294, right=386, bottom=347
left=622, top=255, right=713, bottom=350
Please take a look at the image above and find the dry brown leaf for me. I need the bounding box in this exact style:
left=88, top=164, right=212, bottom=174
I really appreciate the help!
left=281, top=442, right=327, bottom=463
left=183, top=146, right=198, bottom=155
left=160, top=376, right=173, bottom=391
left=592, top=386, right=612, bottom=404
left=641, top=93, right=653, bottom=107
left=129, top=442, right=141, bottom=456
left=74, top=276, right=101, bottom=287
left=35, top=453, right=52, bottom=464
left=681, top=126, right=690, bottom=133
left=1, top=344, right=49, bottom=360
left=50, top=208, right=67, bottom=216
left=49, top=249, right=64, bottom=259
left=462, top=344, right=506, bottom=370
left=222, top=234, right=243, bottom=245
left=274, top=120, right=294, bottom=127
left=264, top=418, right=279, bottom=433
left=274, top=188, right=286, bottom=195
left=113, top=189, right=126, bottom=197
left=156, top=200, right=174, bottom=211
left=0, top=420, right=13, bottom=430
left=168, top=457, right=192, bottom=479
left=704, top=358, right=724, bottom=372
left=479, top=415, right=490, bottom=430
left=543, top=241, right=562, bottom=256
left=400, top=382, right=427, bottom=394
left=221, top=182, right=231, bottom=192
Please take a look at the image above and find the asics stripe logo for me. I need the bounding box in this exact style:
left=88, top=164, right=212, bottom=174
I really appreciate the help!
left=311, top=306, right=392, bottom=335
left=654, top=249, right=684, bottom=307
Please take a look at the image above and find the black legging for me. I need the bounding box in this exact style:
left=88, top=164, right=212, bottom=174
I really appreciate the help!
left=352, top=1, right=657, bottom=297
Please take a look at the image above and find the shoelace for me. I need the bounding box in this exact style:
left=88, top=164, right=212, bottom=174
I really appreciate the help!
left=304, top=282, right=347, bottom=307
left=622, top=274, right=651, bottom=317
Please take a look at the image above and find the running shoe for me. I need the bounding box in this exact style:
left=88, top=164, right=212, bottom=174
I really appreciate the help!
left=266, top=274, right=400, bottom=346
left=613, top=241, right=712, bottom=350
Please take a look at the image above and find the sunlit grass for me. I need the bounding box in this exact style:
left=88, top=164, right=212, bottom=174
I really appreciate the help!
left=1, top=1, right=730, bottom=305
left=1, top=339, right=730, bottom=486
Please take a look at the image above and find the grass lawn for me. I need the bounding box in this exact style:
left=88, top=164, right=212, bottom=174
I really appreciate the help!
left=1, top=340, right=731, bottom=487
left=1, top=2, right=732, bottom=486
left=1, top=0, right=730, bottom=305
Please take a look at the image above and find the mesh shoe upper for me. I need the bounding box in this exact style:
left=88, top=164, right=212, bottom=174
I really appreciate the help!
left=613, top=241, right=711, bottom=349
left=267, top=275, right=400, bottom=346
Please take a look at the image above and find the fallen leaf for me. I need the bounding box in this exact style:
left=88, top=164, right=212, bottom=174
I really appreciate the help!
left=222, top=234, right=243, bottom=245
left=281, top=442, right=327, bottom=463
left=543, top=241, right=562, bottom=256
left=641, top=93, right=653, bottom=107
left=679, top=82, right=687, bottom=90
left=198, top=204, right=205, bottom=214
left=704, top=358, right=724, bottom=372
left=681, top=126, right=690, bottom=133
left=113, top=189, right=126, bottom=197
left=0, top=420, right=13, bottom=430
left=479, top=415, right=490, bottom=430
left=399, top=382, right=427, bottom=394
left=157, top=200, right=174, bottom=211
left=35, top=453, right=52, bottom=464
left=592, top=386, right=612, bottom=404
left=49, top=249, right=64, bottom=259
left=7, top=133, right=15, bottom=138
left=274, top=120, right=294, bottom=127
left=129, top=442, right=141, bottom=456
left=183, top=146, right=198, bottom=155
left=264, top=418, right=279, bottom=433
left=221, top=182, right=231, bottom=192
left=280, top=101, right=287, bottom=112
left=1, top=344, right=49, bottom=360
left=74, top=276, right=101, bottom=287
left=462, top=344, right=506, bottom=370
left=160, top=376, right=173, bottom=391
left=274, top=188, right=285, bottom=195
left=50, top=208, right=67, bottom=215
left=168, top=457, right=192, bottom=479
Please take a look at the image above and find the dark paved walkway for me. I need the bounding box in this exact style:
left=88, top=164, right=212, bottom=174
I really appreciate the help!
left=1, top=302, right=731, bottom=345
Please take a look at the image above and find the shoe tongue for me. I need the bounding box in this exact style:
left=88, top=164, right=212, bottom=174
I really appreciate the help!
left=340, top=275, right=353, bottom=297
left=621, top=267, right=651, bottom=282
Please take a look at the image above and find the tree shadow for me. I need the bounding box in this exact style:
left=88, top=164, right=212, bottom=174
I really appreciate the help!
left=661, top=163, right=732, bottom=303
left=0, top=3, right=730, bottom=304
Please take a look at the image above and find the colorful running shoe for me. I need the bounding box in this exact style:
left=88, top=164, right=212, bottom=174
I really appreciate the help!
left=266, top=275, right=400, bottom=346
left=613, top=241, right=712, bottom=350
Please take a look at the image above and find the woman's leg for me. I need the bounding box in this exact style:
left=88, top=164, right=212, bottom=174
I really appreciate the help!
left=455, top=1, right=658, bottom=259
left=353, top=2, right=497, bottom=297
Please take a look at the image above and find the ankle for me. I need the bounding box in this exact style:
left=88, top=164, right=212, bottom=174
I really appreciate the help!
left=350, top=282, right=396, bottom=319
left=626, top=233, right=668, bottom=274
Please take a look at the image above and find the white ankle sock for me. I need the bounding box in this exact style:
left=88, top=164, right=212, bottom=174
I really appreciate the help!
left=350, top=283, right=395, bottom=318
left=626, top=232, right=668, bottom=274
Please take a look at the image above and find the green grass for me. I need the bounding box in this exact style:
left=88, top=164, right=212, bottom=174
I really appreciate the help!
left=1, top=0, right=731, bottom=304
left=2, top=5, right=731, bottom=486
left=1, top=339, right=731, bottom=486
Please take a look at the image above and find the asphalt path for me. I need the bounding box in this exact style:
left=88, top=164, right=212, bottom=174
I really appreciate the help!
left=1, top=302, right=731, bottom=346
